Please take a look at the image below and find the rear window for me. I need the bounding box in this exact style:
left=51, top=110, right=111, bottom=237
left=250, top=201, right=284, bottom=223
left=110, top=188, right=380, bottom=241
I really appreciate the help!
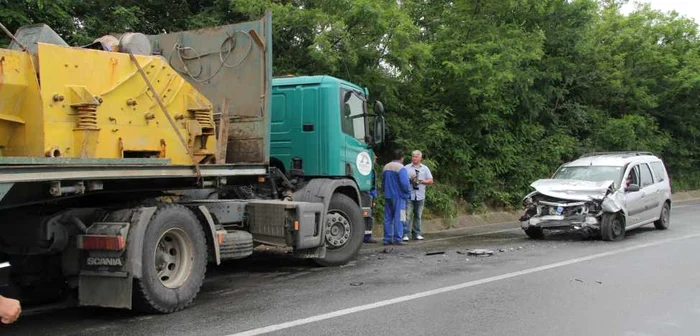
left=640, top=164, right=654, bottom=187
left=649, top=161, right=667, bottom=182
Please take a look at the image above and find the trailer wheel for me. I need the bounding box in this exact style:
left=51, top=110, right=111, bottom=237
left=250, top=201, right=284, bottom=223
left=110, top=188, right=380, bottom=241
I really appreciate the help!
left=133, top=205, right=207, bottom=313
left=314, top=193, right=364, bottom=267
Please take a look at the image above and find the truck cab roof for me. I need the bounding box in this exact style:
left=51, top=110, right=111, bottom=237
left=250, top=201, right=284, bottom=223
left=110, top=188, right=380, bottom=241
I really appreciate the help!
left=272, top=75, right=366, bottom=94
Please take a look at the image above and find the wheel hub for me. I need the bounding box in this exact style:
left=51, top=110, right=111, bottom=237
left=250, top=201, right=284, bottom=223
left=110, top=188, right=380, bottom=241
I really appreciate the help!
left=154, top=228, right=194, bottom=289
left=325, top=212, right=352, bottom=249
left=612, top=218, right=623, bottom=236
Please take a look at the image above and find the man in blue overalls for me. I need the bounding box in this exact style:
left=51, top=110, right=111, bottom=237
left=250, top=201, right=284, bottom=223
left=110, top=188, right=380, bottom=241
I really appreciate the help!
left=381, top=149, right=411, bottom=245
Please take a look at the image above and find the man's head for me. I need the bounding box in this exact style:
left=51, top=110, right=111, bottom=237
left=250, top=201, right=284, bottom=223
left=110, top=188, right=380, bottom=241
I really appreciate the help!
left=411, top=150, right=422, bottom=165
left=393, top=149, right=404, bottom=162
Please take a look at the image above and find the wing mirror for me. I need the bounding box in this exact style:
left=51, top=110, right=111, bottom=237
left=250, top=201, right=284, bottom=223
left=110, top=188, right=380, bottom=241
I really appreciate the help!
left=627, top=184, right=640, bottom=192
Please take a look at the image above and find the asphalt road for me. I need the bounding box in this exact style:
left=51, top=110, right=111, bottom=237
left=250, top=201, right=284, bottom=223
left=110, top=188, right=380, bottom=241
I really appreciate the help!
left=5, top=200, right=700, bottom=336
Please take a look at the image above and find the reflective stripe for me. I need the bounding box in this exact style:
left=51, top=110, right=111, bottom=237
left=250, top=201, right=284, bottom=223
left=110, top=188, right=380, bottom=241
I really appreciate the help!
left=364, top=230, right=373, bottom=235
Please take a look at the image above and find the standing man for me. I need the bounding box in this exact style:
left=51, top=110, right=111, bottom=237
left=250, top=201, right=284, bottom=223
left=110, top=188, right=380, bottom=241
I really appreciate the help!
left=382, top=149, right=411, bottom=246
left=404, top=150, right=434, bottom=241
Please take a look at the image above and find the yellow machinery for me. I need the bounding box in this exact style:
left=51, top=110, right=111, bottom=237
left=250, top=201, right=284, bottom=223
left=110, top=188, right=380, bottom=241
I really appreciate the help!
left=0, top=41, right=217, bottom=164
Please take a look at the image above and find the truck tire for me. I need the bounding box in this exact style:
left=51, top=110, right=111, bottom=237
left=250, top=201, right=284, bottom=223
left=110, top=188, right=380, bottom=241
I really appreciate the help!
left=524, top=226, right=544, bottom=240
left=133, top=204, right=207, bottom=313
left=314, top=193, right=364, bottom=267
left=653, top=202, right=671, bottom=230
left=601, top=213, right=625, bottom=241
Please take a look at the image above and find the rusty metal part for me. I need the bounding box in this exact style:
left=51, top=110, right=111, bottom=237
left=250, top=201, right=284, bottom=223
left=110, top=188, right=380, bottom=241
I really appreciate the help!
left=75, top=105, right=98, bottom=129
left=216, top=98, right=230, bottom=163
left=0, top=22, right=28, bottom=51
left=128, top=52, right=202, bottom=182
left=194, top=110, right=214, bottom=129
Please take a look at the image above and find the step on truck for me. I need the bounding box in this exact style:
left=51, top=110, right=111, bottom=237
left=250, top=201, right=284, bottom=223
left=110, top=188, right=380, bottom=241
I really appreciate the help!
left=0, top=12, right=386, bottom=313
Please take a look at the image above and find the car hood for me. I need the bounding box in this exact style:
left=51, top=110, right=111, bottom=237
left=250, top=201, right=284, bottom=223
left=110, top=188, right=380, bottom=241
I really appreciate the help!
left=529, top=179, right=615, bottom=201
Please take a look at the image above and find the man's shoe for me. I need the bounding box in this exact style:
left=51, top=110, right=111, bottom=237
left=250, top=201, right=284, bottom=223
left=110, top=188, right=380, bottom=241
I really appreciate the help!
left=402, top=236, right=409, bottom=241
left=415, top=235, right=424, bottom=240
left=364, top=238, right=379, bottom=244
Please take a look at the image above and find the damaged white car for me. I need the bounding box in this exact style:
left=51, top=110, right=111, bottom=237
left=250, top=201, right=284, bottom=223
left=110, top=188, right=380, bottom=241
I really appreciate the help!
left=520, top=152, right=672, bottom=241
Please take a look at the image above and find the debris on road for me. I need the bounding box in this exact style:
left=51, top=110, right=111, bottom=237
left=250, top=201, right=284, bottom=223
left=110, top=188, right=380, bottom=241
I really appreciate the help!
left=456, top=250, right=466, bottom=255
left=596, top=281, right=603, bottom=285
left=575, top=279, right=584, bottom=283
left=425, top=251, right=446, bottom=256
left=499, top=249, right=506, bottom=253
left=349, top=282, right=364, bottom=286
left=467, top=249, right=494, bottom=257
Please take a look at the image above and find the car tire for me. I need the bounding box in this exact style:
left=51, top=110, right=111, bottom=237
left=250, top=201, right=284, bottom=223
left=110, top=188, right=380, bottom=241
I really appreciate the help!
left=314, top=193, right=364, bottom=267
left=654, top=202, right=671, bottom=230
left=524, top=226, right=544, bottom=240
left=132, top=205, right=208, bottom=313
left=601, top=213, right=625, bottom=241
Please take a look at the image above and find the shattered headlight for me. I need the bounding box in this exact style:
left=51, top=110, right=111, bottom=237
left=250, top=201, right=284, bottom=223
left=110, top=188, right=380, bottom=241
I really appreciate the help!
left=586, top=202, right=601, bottom=213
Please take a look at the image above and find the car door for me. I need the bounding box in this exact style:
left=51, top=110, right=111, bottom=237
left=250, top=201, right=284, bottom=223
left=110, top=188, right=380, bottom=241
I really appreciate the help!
left=623, top=165, right=645, bottom=225
left=639, top=163, right=661, bottom=222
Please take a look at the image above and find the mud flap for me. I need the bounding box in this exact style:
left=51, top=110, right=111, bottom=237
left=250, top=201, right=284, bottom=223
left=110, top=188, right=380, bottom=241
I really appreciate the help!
left=77, top=207, right=157, bottom=309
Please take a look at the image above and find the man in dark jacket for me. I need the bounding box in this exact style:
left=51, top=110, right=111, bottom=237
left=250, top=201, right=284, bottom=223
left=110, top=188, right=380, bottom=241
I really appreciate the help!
left=382, top=149, right=411, bottom=245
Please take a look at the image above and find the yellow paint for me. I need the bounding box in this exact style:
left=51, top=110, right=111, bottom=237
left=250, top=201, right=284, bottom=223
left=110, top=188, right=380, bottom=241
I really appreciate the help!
left=0, top=43, right=217, bottom=164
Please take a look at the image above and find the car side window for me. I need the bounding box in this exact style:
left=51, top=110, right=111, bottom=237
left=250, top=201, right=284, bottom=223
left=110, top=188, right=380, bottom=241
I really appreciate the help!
left=649, top=162, right=666, bottom=182
left=640, top=163, right=654, bottom=187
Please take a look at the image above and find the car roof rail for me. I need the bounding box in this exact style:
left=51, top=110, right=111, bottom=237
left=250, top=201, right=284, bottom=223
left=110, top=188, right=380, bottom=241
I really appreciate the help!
left=579, top=151, right=655, bottom=158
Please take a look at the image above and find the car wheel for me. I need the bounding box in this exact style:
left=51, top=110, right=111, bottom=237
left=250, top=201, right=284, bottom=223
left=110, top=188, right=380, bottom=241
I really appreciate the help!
left=601, top=213, right=625, bottom=241
left=524, top=226, right=544, bottom=240
left=653, top=202, right=671, bottom=230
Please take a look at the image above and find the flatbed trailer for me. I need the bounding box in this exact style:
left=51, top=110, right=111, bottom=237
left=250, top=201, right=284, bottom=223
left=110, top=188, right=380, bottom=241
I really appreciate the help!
left=0, top=11, right=381, bottom=313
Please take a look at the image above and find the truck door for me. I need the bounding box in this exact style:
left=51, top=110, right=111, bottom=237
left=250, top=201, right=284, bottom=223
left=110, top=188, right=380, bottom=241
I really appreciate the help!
left=340, top=90, right=373, bottom=192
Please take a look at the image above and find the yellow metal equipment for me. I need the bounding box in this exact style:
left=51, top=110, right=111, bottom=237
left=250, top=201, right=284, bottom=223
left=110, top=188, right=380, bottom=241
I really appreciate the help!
left=0, top=43, right=217, bottom=164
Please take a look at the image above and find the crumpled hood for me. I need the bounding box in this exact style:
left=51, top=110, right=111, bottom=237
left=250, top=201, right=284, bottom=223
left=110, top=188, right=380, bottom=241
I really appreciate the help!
left=529, top=179, right=615, bottom=201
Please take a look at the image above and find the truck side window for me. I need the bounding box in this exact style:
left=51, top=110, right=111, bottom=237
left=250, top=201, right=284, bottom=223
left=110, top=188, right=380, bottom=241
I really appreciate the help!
left=640, top=163, right=654, bottom=187
left=340, top=90, right=367, bottom=142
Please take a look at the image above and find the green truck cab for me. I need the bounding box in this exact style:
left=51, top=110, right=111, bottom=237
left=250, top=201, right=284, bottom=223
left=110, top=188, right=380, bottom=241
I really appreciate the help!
left=271, top=75, right=386, bottom=243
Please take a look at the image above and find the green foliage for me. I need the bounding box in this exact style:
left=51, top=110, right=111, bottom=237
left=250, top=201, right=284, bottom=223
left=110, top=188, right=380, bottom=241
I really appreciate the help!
left=3, top=0, right=700, bottom=217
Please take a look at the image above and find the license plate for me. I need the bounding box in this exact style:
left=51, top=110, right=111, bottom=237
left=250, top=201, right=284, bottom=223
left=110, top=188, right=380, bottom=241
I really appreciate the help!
left=556, top=206, right=564, bottom=215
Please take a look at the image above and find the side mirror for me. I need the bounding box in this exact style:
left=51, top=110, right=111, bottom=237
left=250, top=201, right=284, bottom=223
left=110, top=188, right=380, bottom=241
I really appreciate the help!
left=374, top=100, right=385, bottom=115
left=627, top=184, right=640, bottom=192
left=373, top=115, right=386, bottom=145
left=344, top=91, right=353, bottom=103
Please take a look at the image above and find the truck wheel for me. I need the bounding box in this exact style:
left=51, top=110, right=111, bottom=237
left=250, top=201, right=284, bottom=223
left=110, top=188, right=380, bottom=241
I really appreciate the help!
left=524, top=227, right=544, bottom=240
left=133, top=205, right=207, bottom=313
left=653, top=202, right=671, bottom=230
left=601, top=213, right=625, bottom=241
left=314, top=194, right=364, bottom=267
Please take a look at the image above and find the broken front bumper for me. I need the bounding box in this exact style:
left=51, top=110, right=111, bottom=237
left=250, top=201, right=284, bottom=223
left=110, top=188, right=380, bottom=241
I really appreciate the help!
left=522, top=214, right=600, bottom=230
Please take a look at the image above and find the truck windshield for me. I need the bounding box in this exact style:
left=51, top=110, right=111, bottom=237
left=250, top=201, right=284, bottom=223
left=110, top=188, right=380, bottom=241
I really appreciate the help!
left=341, top=91, right=367, bottom=142
left=552, top=166, right=624, bottom=184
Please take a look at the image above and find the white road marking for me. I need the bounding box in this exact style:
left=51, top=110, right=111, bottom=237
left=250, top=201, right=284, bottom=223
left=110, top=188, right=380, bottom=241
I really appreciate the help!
left=227, top=232, right=700, bottom=336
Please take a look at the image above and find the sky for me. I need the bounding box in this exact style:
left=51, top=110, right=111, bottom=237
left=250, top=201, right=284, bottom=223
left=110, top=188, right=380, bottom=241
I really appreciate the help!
left=621, top=0, right=700, bottom=22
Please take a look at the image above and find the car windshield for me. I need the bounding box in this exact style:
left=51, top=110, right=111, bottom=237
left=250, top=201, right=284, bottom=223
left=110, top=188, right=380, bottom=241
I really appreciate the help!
left=552, top=166, right=624, bottom=184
